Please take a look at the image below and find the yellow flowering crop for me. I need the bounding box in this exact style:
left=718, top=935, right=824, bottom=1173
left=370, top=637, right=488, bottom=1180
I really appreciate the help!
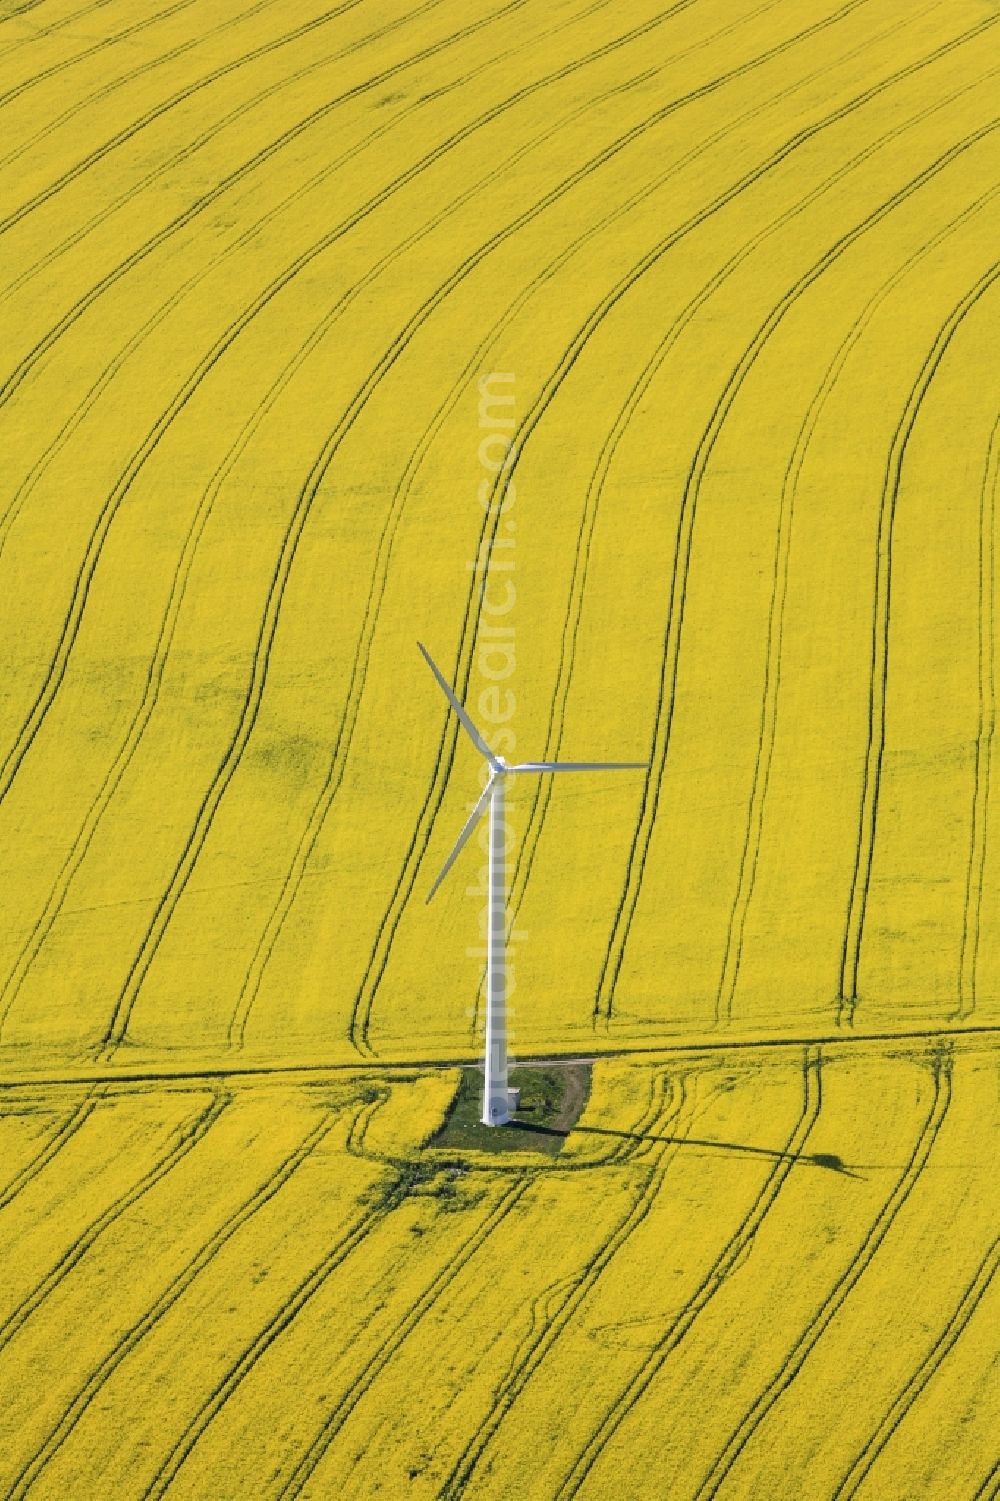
left=0, top=0, right=997, bottom=1494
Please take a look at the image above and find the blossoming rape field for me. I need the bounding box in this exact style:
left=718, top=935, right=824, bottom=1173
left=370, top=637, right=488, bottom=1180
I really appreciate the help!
left=0, top=0, right=998, bottom=1494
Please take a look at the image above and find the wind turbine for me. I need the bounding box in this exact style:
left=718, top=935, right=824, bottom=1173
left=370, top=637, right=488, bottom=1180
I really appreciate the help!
left=419, top=642, right=647, bottom=1127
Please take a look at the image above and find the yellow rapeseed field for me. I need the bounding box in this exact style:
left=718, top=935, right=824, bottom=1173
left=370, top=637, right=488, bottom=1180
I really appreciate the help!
left=0, top=0, right=997, bottom=1494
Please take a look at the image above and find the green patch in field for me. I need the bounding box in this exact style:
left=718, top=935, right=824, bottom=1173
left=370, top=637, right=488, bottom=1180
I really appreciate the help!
left=430, top=1064, right=592, bottom=1156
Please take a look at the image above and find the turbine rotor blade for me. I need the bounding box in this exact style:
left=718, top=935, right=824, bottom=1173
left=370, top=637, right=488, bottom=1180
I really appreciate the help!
left=426, top=779, right=494, bottom=903
left=508, top=761, right=648, bottom=773
left=417, top=642, right=497, bottom=766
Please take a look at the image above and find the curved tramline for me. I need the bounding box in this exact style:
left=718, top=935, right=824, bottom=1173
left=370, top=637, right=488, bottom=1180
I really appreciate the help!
left=0, top=0, right=205, bottom=112
left=0, top=1088, right=229, bottom=1354
left=594, top=123, right=1000, bottom=1033
left=548, top=1049, right=823, bottom=1498
left=232, top=0, right=894, bottom=1053
left=0, top=0, right=631, bottom=575
left=2, top=1098, right=338, bottom=1501
left=0, top=0, right=354, bottom=175
left=0, top=55, right=652, bottom=1041
left=351, top=18, right=999, bottom=1055
left=497, top=53, right=1000, bottom=1040
left=0, top=1, right=997, bottom=1495
left=289, top=1070, right=686, bottom=1500
left=958, top=414, right=1000, bottom=1019
left=76, top=0, right=853, bottom=1058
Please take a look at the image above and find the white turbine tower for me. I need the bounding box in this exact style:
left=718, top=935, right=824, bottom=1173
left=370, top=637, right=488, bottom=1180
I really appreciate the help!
left=419, top=642, right=647, bottom=1128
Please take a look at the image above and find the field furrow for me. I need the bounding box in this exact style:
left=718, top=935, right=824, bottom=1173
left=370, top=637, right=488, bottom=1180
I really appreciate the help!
left=1, top=2, right=995, bottom=1493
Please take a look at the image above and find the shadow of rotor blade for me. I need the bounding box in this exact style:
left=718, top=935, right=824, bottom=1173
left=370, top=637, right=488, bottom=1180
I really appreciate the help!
left=571, top=1125, right=864, bottom=1177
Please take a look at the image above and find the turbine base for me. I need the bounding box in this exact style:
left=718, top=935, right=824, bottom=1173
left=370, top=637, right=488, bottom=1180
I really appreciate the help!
left=481, top=1087, right=520, bottom=1128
